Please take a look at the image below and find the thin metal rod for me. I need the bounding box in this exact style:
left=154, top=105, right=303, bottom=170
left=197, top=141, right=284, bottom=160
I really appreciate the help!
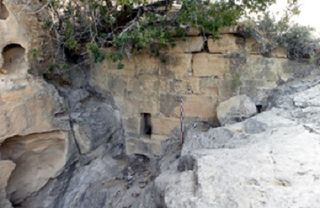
left=180, top=98, right=184, bottom=145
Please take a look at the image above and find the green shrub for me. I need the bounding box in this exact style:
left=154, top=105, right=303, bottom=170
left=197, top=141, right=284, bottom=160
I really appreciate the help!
left=87, top=43, right=106, bottom=63
left=237, top=0, right=317, bottom=62
left=279, top=25, right=320, bottom=60
left=40, top=0, right=287, bottom=66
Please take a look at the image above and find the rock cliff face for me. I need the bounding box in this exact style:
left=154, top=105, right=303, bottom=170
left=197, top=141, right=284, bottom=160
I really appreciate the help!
left=156, top=76, right=320, bottom=208
left=91, top=28, right=318, bottom=158
left=1, top=1, right=320, bottom=208
left=0, top=1, right=71, bottom=206
left=0, top=1, right=140, bottom=207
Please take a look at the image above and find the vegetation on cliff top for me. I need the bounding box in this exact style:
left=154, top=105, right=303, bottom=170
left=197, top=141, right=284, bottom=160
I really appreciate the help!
left=35, top=0, right=320, bottom=75
left=254, top=10, right=320, bottom=61
left=39, top=0, right=300, bottom=67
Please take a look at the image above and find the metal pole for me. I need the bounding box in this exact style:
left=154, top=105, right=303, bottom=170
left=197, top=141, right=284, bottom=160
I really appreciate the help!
left=180, top=98, right=184, bottom=145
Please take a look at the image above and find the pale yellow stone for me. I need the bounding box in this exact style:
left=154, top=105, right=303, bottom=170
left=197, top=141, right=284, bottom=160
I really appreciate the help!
left=174, top=95, right=217, bottom=119
left=186, top=27, right=201, bottom=36
left=126, top=137, right=166, bottom=157
left=0, top=84, right=33, bottom=103
left=193, top=54, right=230, bottom=78
left=208, top=34, right=239, bottom=53
left=161, top=77, right=201, bottom=95
left=0, top=111, right=8, bottom=139
left=245, top=37, right=260, bottom=54
left=186, top=77, right=201, bottom=94
left=0, top=0, right=45, bottom=80
left=134, top=53, right=160, bottom=76
left=98, top=53, right=135, bottom=77
left=152, top=116, right=180, bottom=135
left=0, top=68, right=7, bottom=74
left=271, top=47, right=287, bottom=58
left=134, top=75, right=160, bottom=92
left=219, top=26, right=238, bottom=34
left=199, top=77, right=220, bottom=96
left=151, top=134, right=168, bottom=141
left=241, top=55, right=288, bottom=82
left=0, top=80, right=65, bottom=143
left=0, top=131, right=68, bottom=203
left=160, top=53, right=192, bottom=78
left=123, top=116, right=141, bottom=136
left=0, top=161, right=15, bottom=189
left=0, top=160, right=15, bottom=208
left=7, top=104, right=28, bottom=136
left=170, top=37, right=204, bottom=53
left=138, top=98, right=160, bottom=115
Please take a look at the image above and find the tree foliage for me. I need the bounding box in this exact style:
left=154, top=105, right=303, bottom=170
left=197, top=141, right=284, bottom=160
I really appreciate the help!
left=41, top=0, right=290, bottom=65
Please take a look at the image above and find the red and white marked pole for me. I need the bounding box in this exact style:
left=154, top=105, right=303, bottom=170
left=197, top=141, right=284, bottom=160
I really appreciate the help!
left=180, top=98, right=184, bottom=145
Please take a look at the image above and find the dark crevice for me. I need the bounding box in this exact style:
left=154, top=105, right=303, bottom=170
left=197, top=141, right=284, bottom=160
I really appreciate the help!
left=177, top=155, right=196, bottom=172
left=256, top=105, right=263, bottom=113
left=141, top=113, right=152, bottom=137
left=68, top=117, right=82, bottom=155
left=0, top=1, right=9, bottom=20
left=203, top=35, right=209, bottom=53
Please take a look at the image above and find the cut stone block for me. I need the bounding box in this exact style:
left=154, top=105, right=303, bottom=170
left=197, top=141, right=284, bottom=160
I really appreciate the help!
left=208, top=34, right=239, bottom=53
left=193, top=54, right=230, bottom=78
left=170, top=37, right=204, bottom=53
left=126, top=137, right=167, bottom=158
left=174, top=95, right=217, bottom=119
left=217, top=95, right=257, bottom=125
left=152, top=117, right=180, bottom=135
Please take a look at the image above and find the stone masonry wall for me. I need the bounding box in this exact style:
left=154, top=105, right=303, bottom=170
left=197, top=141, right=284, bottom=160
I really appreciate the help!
left=90, top=29, right=316, bottom=157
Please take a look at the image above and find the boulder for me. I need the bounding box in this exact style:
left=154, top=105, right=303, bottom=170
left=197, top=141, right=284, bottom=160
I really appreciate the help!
left=157, top=76, right=320, bottom=208
left=70, top=99, right=123, bottom=154
left=217, top=95, right=257, bottom=125
left=161, top=112, right=320, bottom=207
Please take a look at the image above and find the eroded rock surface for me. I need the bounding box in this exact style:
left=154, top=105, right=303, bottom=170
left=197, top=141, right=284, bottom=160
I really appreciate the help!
left=0, top=1, right=71, bottom=205
left=0, top=70, right=70, bottom=205
left=0, top=160, right=15, bottom=208
left=2, top=1, right=320, bottom=207
left=217, top=94, right=257, bottom=125
left=0, top=131, right=68, bottom=204
left=156, top=76, right=320, bottom=208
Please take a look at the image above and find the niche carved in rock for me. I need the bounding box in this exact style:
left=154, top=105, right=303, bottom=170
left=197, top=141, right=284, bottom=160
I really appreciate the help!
left=0, top=131, right=67, bottom=204
left=1, top=44, right=26, bottom=74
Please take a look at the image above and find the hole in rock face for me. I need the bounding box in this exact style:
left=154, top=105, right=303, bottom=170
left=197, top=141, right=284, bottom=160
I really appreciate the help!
left=1, top=44, right=26, bottom=73
left=0, top=1, right=9, bottom=20
left=256, top=105, right=263, bottom=113
left=0, top=132, right=67, bottom=204
left=141, top=113, right=152, bottom=137
left=177, top=155, right=196, bottom=172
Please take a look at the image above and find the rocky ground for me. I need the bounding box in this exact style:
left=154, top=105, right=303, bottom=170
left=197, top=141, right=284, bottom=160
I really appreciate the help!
left=155, top=75, right=320, bottom=208
left=1, top=1, right=320, bottom=207
left=17, top=74, right=320, bottom=208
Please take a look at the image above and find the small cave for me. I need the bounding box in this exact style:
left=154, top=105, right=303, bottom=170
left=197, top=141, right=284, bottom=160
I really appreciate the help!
left=1, top=44, right=26, bottom=74
left=256, top=105, right=264, bottom=113
left=0, top=132, right=67, bottom=205
left=0, top=1, right=9, bottom=20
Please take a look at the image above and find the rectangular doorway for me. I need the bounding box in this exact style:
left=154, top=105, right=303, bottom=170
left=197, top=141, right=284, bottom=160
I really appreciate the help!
left=140, top=113, right=152, bottom=138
